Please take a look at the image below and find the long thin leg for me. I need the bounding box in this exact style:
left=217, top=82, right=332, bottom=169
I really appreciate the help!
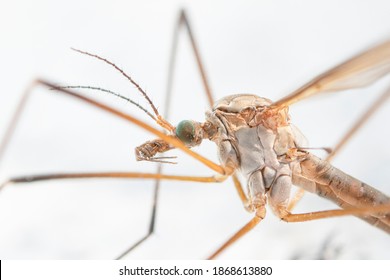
left=209, top=203, right=390, bottom=259
left=115, top=166, right=161, bottom=259
left=128, top=9, right=249, bottom=260
left=180, top=11, right=254, bottom=262
left=115, top=164, right=163, bottom=259
left=0, top=11, right=243, bottom=260
left=0, top=172, right=229, bottom=190
left=115, top=9, right=221, bottom=258
left=179, top=10, right=250, bottom=207
left=326, top=85, right=390, bottom=162
left=180, top=11, right=214, bottom=108
left=118, top=173, right=247, bottom=259
left=176, top=10, right=252, bottom=258
left=0, top=169, right=229, bottom=259
left=208, top=216, right=261, bottom=259
left=115, top=10, right=185, bottom=258
left=0, top=81, right=36, bottom=164
left=231, top=173, right=249, bottom=208
left=0, top=78, right=221, bottom=260
left=0, top=10, right=229, bottom=259
left=182, top=10, right=250, bottom=205
left=0, top=79, right=227, bottom=175
left=287, top=85, right=390, bottom=212
left=1, top=169, right=230, bottom=259
left=117, top=9, right=187, bottom=259
left=282, top=205, right=390, bottom=223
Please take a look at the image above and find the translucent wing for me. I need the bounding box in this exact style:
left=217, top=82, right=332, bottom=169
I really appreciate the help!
left=272, top=40, right=390, bottom=108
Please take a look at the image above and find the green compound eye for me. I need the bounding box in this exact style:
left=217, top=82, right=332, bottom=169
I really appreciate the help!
left=176, top=120, right=195, bottom=145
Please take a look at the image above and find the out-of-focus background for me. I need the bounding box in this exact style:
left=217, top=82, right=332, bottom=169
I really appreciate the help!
left=0, top=0, right=389, bottom=259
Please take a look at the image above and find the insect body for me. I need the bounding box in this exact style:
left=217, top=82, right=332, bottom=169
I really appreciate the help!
left=1, top=10, right=390, bottom=259
left=207, top=94, right=306, bottom=219
left=138, top=92, right=390, bottom=236
left=202, top=94, right=304, bottom=219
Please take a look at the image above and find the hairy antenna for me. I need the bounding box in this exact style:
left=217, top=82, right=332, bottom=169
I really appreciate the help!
left=52, top=86, right=157, bottom=122
left=71, top=48, right=174, bottom=132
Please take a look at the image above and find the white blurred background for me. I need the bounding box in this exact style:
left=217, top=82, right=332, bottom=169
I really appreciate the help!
left=0, top=0, right=389, bottom=259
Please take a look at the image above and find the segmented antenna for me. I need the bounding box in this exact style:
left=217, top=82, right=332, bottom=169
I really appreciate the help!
left=71, top=48, right=174, bottom=132
left=53, top=85, right=157, bottom=122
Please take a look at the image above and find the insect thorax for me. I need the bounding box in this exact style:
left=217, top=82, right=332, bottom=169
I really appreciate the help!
left=206, top=94, right=307, bottom=215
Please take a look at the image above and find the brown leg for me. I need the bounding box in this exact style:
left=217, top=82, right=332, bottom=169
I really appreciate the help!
left=0, top=79, right=227, bottom=259
left=208, top=202, right=390, bottom=259
left=116, top=9, right=224, bottom=259
left=174, top=10, right=254, bottom=258
left=0, top=79, right=226, bottom=175
left=177, top=11, right=248, bottom=207
left=0, top=10, right=239, bottom=260
left=231, top=173, right=249, bottom=209
left=282, top=204, right=390, bottom=223
left=179, top=11, right=214, bottom=108
left=115, top=166, right=162, bottom=259
left=1, top=171, right=229, bottom=190
left=208, top=216, right=262, bottom=260
left=1, top=170, right=229, bottom=260
left=0, top=80, right=37, bottom=163
left=287, top=188, right=305, bottom=212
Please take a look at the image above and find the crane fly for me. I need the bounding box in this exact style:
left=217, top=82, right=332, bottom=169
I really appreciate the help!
left=0, top=10, right=390, bottom=259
